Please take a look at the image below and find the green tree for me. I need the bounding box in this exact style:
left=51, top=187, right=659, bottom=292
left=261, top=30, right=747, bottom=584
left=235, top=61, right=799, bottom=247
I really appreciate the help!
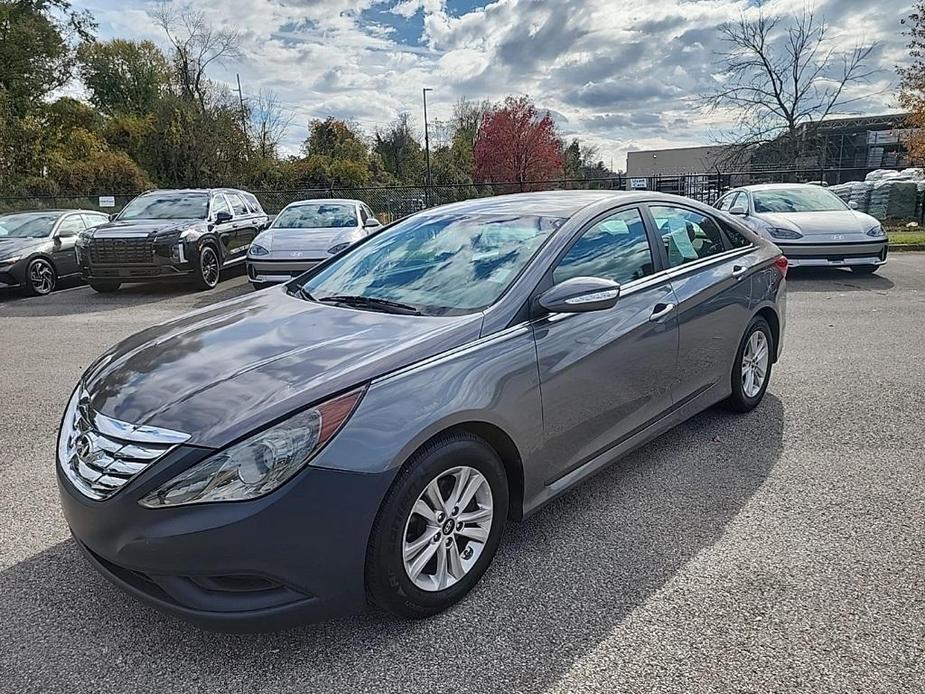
left=77, top=39, right=170, bottom=116
left=0, top=0, right=95, bottom=115
left=374, top=112, right=425, bottom=184
left=303, top=117, right=368, bottom=161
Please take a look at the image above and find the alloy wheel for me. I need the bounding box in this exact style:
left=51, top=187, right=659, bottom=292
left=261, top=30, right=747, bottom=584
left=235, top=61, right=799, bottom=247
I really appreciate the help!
left=402, top=465, right=493, bottom=592
left=29, top=260, right=55, bottom=295
left=200, top=247, right=219, bottom=287
left=741, top=330, right=769, bottom=398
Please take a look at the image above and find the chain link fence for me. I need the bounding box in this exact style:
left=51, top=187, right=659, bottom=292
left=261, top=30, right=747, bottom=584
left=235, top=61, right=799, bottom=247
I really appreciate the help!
left=1, top=167, right=921, bottom=221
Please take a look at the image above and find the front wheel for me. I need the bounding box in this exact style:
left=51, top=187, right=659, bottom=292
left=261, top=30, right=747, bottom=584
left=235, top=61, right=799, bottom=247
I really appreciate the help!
left=722, top=316, right=773, bottom=413
left=366, top=433, right=508, bottom=619
left=193, top=244, right=220, bottom=290
left=89, top=280, right=121, bottom=293
left=851, top=264, right=879, bottom=275
left=25, top=258, right=56, bottom=296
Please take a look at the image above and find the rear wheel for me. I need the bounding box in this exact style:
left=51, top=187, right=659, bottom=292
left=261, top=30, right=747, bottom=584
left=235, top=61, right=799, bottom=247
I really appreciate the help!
left=366, top=433, right=508, bottom=619
left=89, top=281, right=121, bottom=293
left=723, top=315, right=773, bottom=413
left=25, top=258, right=56, bottom=296
left=851, top=264, right=879, bottom=275
left=193, top=244, right=220, bottom=290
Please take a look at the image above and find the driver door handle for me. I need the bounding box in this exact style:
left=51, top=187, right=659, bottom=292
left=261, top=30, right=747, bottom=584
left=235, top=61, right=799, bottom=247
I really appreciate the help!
left=649, top=303, right=675, bottom=322
left=732, top=264, right=748, bottom=279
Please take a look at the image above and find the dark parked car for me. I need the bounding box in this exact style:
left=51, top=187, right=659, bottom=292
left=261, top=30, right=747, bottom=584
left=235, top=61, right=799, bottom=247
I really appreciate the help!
left=0, top=209, right=109, bottom=295
left=57, top=191, right=786, bottom=631
left=77, top=188, right=268, bottom=292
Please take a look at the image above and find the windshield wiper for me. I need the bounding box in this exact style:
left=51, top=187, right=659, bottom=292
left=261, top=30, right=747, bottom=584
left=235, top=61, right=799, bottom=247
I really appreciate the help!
left=317, top=294, right=421, bottom=315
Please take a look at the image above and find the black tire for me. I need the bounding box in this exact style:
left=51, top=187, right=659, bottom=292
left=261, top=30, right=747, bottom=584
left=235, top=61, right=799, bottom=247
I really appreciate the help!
left=722, top=315, right=773, bottom=413
left=193, top=244, right=221, bottom=290
left=250, top=281, right=273, bottom=291
left=89, top=281, right=121, bottom=293
left=851, top=264, right=879, bottom=275
left=366, top=433, right=508, bottom=619
left=24, top=258, right=56, bottom=296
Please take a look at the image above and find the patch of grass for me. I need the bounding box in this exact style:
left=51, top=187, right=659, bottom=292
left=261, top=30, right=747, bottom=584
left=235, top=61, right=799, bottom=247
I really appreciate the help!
left=887, top=229, right=925, bottom=245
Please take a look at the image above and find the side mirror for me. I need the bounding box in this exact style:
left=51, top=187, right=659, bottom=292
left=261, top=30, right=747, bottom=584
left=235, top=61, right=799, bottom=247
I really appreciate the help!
left=364, top=217, right=381, bottom=229
left=729, top=205, right=748, bottom=216
left=214, top=210, right=233, bottom=224
left=537, top=276, right=621, bottom=314
left=109, top=213, right=117, bottom=222
left=848, top=200, right=859, bottom=210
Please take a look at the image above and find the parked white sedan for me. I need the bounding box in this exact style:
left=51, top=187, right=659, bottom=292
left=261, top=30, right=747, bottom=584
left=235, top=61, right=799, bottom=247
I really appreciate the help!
left=247, top=199, right=382, bottom=289
left=715, top=184, right=887, bottom=273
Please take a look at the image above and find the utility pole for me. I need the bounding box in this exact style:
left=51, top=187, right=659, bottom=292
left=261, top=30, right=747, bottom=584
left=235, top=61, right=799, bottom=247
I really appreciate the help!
left=422, top=87, right=433, bottom=207
left=235, top=73, right=247, bottom=139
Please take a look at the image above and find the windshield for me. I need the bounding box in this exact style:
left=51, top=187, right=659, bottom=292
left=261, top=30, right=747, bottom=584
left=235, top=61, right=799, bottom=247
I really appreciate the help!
left=299, top=213, right=564, bottom=316
left=118, top=193, right=209, bottom=220
left=752, top=187, right=847, bottom=213
left=274, top=204, right=357, bottom=229
left=0, top=213, right=59, bottom=238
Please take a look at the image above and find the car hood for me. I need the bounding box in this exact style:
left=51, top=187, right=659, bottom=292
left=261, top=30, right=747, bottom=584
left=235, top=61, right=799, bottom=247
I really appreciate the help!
left=88, top=218, right=203, bottom=238
left=0, top=237, right=45, bottom=258
left=82, top=288, right=482, bottom=447
left=754, top=210, right=877, bottom=235
left=256, top=226, right=359, bottom=254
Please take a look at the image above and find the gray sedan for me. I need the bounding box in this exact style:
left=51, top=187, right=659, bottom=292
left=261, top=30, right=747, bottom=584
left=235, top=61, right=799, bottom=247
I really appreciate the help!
left=57, top=191, right=786, bottom=631
left=0, top=209, right=109, bottom=295
left=246, top=198, right=381, bottom=289
left=715, top=183, right=887, bottom=273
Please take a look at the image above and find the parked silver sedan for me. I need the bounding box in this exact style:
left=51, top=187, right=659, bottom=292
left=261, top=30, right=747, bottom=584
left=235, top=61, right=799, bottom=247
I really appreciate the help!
left=715, top=183, right=887, bottom=273
left=247, top=199, right=382, bottom=288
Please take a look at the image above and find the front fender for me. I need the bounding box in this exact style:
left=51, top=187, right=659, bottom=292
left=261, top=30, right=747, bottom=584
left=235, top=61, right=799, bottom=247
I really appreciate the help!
left=308, top=324, right=543, bottom=480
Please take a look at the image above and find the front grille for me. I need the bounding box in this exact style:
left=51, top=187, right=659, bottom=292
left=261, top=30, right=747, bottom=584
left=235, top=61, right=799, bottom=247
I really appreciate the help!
left=58, top=389, right=190, bottom=500
left=88, top=237, right=155, bottom=265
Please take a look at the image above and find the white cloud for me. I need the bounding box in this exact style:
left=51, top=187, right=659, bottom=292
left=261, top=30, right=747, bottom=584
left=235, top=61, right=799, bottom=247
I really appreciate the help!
left=73, top=0, right=909, bottom=168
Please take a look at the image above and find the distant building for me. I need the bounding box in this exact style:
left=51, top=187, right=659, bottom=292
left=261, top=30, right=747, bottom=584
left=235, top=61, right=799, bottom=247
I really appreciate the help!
left=626, top=114, right=915, bottom=179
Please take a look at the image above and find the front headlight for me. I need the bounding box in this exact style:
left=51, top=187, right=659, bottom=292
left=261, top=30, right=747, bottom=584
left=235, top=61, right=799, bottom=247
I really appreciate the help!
left=327, top=242, right=351, bottom=255
left=249, top=244, right=269, bottom=256
left=0, top=255, right=21, bottom=265
left=768, top=227, right=803, bottom=240
left=139, top=386, right=365, bottom=508
left=866, top=225, right=886, bottom=238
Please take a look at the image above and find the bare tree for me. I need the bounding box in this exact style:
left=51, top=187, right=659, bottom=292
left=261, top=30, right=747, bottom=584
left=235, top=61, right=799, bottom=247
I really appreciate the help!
left=248, top=90, right=292, bottom=159
left=706, top=6, right=877, bottom=165
left=150, top=1, right=240, bottom=108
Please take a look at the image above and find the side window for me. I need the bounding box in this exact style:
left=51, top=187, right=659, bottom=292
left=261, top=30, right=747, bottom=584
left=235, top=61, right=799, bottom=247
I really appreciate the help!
left=650, top=205, right=728, bottom=267
left=212, top=194, right=231, bottom=219
left=718, top=219, right=752, bottom=249
left=56, top=215, right=85, bottom=237
left=553, top=208, right=654, bottom=286
left=359, top=205, right=369, bottom=223
left=227, top=194, right=248, bottom=216
left=716, top=193, right=738, bottom=211
left=242, top=192, right=263, bottom=214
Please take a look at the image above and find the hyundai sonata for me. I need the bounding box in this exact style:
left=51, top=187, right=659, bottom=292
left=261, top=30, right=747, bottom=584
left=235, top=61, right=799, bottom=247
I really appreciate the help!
left=714, top=183, right=887, bottom=273
left=57, top=191, right=786, bottom=631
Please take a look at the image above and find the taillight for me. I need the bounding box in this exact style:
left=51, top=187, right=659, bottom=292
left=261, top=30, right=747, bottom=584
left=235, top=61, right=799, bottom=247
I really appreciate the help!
left=774, top=255, right=788, bottom=277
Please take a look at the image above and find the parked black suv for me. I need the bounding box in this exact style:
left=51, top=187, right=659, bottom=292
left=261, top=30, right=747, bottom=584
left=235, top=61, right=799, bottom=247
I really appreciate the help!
left=77, top=189, right=268, bottom=292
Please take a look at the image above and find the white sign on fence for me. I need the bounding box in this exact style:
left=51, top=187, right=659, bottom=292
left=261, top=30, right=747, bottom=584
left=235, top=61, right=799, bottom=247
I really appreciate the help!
left=98, top=195, right=116, bottom=208
left=629, top=178, right=648, bottom=190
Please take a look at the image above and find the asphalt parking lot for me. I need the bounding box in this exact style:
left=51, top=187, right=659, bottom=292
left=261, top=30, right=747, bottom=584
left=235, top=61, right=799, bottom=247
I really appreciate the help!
left=1, top=257, right=923, bottom=694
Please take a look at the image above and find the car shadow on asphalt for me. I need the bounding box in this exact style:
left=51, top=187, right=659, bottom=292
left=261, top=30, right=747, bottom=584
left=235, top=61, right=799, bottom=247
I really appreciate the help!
left=0, top=266, right=252, bottom=317
left=0, top=394, right=784, bottom=693
left=786, top=267, right=895, bottom=293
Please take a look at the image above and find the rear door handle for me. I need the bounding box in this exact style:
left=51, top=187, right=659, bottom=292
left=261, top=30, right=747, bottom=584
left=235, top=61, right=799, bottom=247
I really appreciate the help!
left=732, top=264, right=748, bottom=279
left=649, top=303, right=675, bottom=322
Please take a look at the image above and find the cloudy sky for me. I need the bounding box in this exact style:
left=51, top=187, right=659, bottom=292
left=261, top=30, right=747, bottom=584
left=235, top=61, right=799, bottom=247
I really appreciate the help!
left=71, top=0, right=911, bottom=168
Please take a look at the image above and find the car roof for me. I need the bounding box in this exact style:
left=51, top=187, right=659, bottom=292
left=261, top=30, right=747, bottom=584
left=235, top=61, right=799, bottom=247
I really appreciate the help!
left=0, top=209, right=99, bottom=216
left=283, top=199, right=361, bottom=207
left=736, top=183, right=828, bottom=192
left=415, top=190, right=701, bottom=218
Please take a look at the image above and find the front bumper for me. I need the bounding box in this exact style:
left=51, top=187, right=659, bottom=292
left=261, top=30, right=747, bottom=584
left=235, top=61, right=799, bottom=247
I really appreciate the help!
left=247, top=257, right=325, bottom=284
left=57, top=445, right=397, bottom=631
left=0, top=258, right=27, bottom=289
left=78, top=237, right=201, bottom=283
left=777, top=240, right=888, bottom=268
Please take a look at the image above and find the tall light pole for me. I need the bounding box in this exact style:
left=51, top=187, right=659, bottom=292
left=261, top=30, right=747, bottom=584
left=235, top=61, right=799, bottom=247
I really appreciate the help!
left=422, top=87, right=433, bottom=207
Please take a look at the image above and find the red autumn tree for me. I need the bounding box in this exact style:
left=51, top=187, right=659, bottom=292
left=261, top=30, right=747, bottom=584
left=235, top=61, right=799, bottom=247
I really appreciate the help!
left=473, top=96, right=564, bottom=184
